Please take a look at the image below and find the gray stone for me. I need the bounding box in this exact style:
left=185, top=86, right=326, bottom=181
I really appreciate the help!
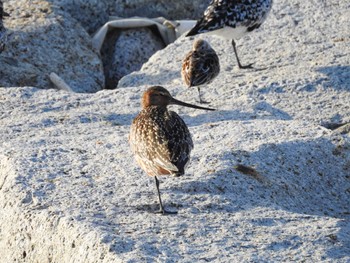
left=44, top=0, right=209, bottom=35
left=0, top=0, right=104, bottom=93
left=112, top=0, right=210, bottom=20
left=47, top=0, right=110, bottom=34
left=0, top=0, right=7, bottom=53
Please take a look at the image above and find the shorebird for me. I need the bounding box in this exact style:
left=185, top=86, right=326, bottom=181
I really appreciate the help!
left=181, top=38, right=220, bottom=104
left=186, top=0, right=273, bottom=69
left=129, top=86, right=215, bottom=214
left=0, top=0, right=9, bottom=53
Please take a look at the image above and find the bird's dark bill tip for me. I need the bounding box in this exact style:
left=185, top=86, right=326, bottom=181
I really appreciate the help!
left=206, top=107, right=216, bottom=111
left=171, top=98, right=216, bottom=111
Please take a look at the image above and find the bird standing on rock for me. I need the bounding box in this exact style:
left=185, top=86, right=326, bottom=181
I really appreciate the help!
left=129, top=86, right=215, bottom=214
left=181, top=38, right=220, bottom=104
left=186, top=0, right=273, bottom=69
left=0, top=0, right=9, bottom=53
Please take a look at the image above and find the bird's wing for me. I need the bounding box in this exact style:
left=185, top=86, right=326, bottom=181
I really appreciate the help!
left=181, top=52, right=193, bottom=87
left=185, top=51, right=220, bottom=87
left=130, top=116, right=179, bottom=175
left=165, top=112, right=193, bottom=175
left=186, top=0, right=273, bottom=36
left=186, top=0, right=227, bottom=36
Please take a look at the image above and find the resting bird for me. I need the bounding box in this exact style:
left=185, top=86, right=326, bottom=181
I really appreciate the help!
left=186, top=0, right=273, bottom=69
left=181, top=38, right=220, bottom=104
left=129, top=86, right=215, bottom=214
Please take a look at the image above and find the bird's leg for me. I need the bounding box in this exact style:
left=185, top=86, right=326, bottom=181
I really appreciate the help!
left=231, top=39, right=254, bottom=69
left=155, top=176, right=177, bottom=215
left=155, top=176, right=164, bottom=212
left=197, top=87, right=210, bottom=104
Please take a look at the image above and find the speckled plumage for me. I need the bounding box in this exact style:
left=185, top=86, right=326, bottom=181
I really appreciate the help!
left=130, top=105, right=193, bottom=178
left=186, top=0, right=273, bottom=69
left=129, top=86, right=215, bottom=214
left=181, top=39, right=220, bottom=103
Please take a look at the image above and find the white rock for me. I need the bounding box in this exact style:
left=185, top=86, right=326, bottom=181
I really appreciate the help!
left=0, top=0, right=349, bottom=261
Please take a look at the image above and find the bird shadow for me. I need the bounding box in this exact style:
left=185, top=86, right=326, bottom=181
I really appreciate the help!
left=181, top=101, right=292, bottom=127
left=170, top=137, right=350, bottom=259
left=174, top=137, right=350, bottom=219
left=315, top=65, right=350, bottom=91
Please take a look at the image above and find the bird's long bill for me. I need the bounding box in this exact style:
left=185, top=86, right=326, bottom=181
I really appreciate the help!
left=170, top=98, right=216, bottom=111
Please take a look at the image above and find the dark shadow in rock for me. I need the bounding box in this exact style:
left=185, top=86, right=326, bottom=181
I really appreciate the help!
left=101, top=26, right=166, bottom=89
left=325, top=220, right=350, bottom=260
left=320, top=113, right=348, bottom=130
left=172, top=137, right=350, bottom=219
left=182, top=102, right=292, bottom=127
left=316, top=66, right=350, bottom=91
left=170, top=137, right=350, bottom=259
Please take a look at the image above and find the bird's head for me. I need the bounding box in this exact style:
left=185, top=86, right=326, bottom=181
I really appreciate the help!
left=192, top=38, right=211, bottom=52
left=141, top=86, right=216, bottom=111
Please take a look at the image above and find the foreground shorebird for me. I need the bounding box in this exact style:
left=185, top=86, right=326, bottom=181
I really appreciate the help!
left=0, top=0, right=9, bottom=53
left=129, top=86, right=215, bottom=214
left=186, top=0, right=273, bottom=69
left=181, top=38, right=220, bottom=104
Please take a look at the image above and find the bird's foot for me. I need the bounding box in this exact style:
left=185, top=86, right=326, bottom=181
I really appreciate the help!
left=197, top=99, right=210, bottom=104
left=238, top=63, right=254, bottom=69
left=156, top=208, right=178, bottom=215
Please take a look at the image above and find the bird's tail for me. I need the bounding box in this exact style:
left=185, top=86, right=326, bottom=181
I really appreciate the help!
left=185, top=18, right=206, bottom=37
left=185, top=28, right=196, bottom=37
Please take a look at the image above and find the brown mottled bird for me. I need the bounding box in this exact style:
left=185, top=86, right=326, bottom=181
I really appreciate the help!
left=129, top=86, right=215, bottom=214
left=181, top=38, right=220, bottom=104
left=0, top=0, right=9, bottom=53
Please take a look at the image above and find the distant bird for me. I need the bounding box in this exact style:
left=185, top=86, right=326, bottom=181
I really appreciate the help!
left=129, top=86, right=215, bottom=214
left=0, top=0, right=9, bottom=53
left=186, top=0, right=273, bottom=69
left=181, top=38, right=220, bottom=104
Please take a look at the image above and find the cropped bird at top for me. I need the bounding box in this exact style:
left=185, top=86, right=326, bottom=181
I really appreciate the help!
left=0, top=0, right=9, bottom=53
left=186, top=0, right=273, bottom=69
left=129, top=86, right=215, bottom=214
left=181, top=38, right=220, bottom=104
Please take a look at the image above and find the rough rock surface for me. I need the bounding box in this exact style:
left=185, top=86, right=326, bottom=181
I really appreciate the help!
left=101, top=27, right=165, bottom=89
left=0, top=0, right=349, bottom=262
left=47, top=0, right=110, bottom=35
left=0, top=0, right=104, bottom=93
left=0, top=0, right=7, bottom=53
left=112, top=0, right=210, bottom=20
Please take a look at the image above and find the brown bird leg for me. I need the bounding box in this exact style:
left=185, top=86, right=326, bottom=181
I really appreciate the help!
left=232, top=39, right=254, bottom=69
left=155, top=176, right=177, bottom=215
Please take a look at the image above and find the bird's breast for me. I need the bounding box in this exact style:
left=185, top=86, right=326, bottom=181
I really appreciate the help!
left=206, top=25, right=248, bottom=40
